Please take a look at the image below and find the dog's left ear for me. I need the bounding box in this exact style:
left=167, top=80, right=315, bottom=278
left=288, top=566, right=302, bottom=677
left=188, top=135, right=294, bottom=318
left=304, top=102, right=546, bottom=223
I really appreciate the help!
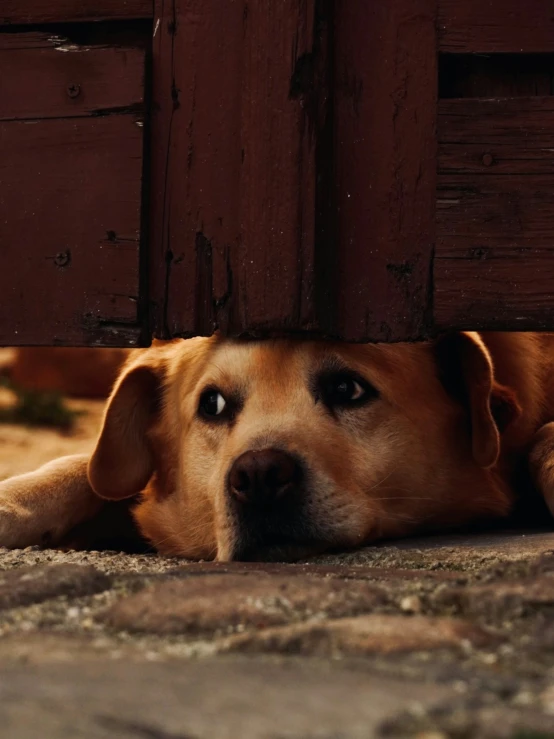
left=434, top=332, right=521, bottom=468
left=88, top=349, right=170, bottom=500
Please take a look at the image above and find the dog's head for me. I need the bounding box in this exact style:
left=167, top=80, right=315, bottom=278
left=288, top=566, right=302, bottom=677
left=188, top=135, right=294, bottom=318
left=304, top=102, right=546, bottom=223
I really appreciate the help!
left=87, top=333, right=520, bottom=561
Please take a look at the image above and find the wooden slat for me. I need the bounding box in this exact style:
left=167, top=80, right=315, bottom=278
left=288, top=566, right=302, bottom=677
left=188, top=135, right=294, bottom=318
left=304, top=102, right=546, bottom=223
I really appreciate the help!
left=330, top=0, right=437, bottom=340
left=1, top=0, right=153, bottom=24
left=0, top=33, right=144, bottom=121
left=439, top=143, right=554, bottom=176
left=149, top=0, right=243, bottom=338
left=436, top=97, right=554, bottom=329
left=438, top=174, right=554, bottom=247
left=0, top=116, right=143, bottom=345
left=434, top=250, right=554, bottom=330
left=439, top=99, right=554, bottom=175
left=150, top=0, right=325, bottom=338
left=439, top=0, right=554, bottom=53
left=237, top=0, right=320, bottom=332
left=439, top=98, right=554, bottom=146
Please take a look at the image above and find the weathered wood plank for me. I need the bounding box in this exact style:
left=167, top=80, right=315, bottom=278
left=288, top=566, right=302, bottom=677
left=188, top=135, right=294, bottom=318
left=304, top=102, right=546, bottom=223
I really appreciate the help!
left=0, top=116, right=143, bottom=345
left=0, top=34, right=145, bottom=121
left=439, top=143, right=554, bottom=176
left=1, top=0, right=153, bottom=25
left=438, top=174, right=554, bottom=248
left=150, top=0, right=324, bottom=338
left=439, top=98, right=554, bottom=146
left=149, top=0, right=243, bottom=338
left=434, top=249, right=554, bottom=330
left=439, top=0, right=554, bottom=53
left=237, top=0, right=321, bottom=332
left=438, top=171, right=554, bottom=248
left=436, top=96, right=554, bottom=329
left=330, top=0, right=437, bottom=340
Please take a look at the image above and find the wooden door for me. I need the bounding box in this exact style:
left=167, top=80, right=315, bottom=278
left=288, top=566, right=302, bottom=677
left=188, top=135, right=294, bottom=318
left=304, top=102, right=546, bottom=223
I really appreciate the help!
left=0, top=3, right=150, bottom=346
left=2, top=1, right=554, bottom=345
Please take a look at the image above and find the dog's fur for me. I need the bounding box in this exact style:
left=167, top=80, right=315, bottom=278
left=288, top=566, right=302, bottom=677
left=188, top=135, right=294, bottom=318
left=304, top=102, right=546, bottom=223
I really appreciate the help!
left=1, top=332, right=553, bottom=561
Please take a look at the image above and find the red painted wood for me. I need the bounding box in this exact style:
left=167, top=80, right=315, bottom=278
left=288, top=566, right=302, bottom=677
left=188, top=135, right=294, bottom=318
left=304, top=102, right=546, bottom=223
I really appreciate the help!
left=0, top=33, right=145, bottom=121
left=0, top=25, right=148, bottom=347
left=439, top=98, right=554, bottom=175
left=0, top=115, right=143, bottom=345
left=330, top=0, right=437, bottom=340
left=150, top=0, right=325, bottom=338
left=439, top=0, right=554, bottom=53
left=149, top=0, right=243, bottom=338
left=435, top=97, right=554, bottom=330
left=438, top=174, right=554, bottom=248
left=6, top=0, right=554, bottom=344
left=237, top=0, right=320, bottom=332
left=435, top=251, right=554, bottom=331
left=1, top=0, right=153, bottom=25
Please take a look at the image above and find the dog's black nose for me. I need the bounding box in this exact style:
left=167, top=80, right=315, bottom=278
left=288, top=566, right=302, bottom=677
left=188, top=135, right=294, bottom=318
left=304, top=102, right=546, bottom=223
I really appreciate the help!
left=228, top=449, right=302, bottom=505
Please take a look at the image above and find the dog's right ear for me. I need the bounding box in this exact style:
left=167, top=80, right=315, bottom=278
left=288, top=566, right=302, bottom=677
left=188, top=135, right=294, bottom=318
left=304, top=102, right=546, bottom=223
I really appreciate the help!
left=88, top=350, right=169, bottom=500
left=434, top=332, right=521, bottom=469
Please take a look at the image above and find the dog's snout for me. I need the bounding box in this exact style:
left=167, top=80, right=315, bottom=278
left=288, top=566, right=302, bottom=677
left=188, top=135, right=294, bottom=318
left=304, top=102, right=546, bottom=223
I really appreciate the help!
left=228, top=449, right=302, bottom=505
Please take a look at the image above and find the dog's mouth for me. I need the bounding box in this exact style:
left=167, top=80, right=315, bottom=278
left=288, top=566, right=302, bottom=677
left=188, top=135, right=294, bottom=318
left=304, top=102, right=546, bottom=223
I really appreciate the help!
left=227, top=510, right=337, bottom=562
left=222, top=450, right=339, bottom=562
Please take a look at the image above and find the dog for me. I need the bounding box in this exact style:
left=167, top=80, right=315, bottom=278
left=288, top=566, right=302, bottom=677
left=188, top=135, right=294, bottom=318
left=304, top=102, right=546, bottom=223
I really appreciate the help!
left=0, top=332, right=553, bottom=561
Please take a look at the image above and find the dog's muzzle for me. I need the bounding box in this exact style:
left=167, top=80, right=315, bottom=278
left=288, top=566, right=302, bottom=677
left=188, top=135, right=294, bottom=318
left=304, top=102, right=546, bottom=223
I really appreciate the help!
left=226, top=448, right=320, bottom=560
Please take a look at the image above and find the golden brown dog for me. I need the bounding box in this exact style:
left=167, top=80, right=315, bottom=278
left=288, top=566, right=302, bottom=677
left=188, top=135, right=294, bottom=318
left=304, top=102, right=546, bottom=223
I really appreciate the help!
left=0, top=332, right=553, bottom=561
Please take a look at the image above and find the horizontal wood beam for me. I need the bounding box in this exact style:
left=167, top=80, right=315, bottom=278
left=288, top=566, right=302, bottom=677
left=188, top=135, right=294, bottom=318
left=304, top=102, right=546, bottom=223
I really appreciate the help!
left=435, top=97, right=554, bottom=330
left=439, top=0, right=554, bottom=53
left=1, top=1, right=153, bottom=25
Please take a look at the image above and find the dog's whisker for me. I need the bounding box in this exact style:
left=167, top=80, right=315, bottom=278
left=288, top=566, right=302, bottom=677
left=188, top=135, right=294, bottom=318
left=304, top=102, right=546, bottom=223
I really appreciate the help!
left=367, top=473, right=394, bottom=491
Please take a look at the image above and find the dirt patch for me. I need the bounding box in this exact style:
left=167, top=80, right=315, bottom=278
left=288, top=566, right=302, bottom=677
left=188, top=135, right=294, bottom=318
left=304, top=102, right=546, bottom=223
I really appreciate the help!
left=0, top=398, right=103, bottom=481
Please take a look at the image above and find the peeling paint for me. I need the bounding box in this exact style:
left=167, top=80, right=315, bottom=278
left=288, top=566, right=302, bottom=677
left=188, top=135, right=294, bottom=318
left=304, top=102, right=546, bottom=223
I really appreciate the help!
left=47, top=35, right=67, bottom=46
left=54, top=44, right=92, bottom=53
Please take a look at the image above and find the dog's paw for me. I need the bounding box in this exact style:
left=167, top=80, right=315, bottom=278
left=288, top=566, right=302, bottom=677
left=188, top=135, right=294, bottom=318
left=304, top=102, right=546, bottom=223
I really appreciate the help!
left=0, top=502, right=43, bottom=549
left=529, top=422, right=554, bottom=518
left=0, top=455, right=99, bottom=550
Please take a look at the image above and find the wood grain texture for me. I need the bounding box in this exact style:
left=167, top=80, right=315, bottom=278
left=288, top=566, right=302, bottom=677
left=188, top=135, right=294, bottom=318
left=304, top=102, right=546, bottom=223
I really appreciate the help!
left=434, top=250, right=554, bottom=330
left=436, top=97, right=554, bottom=330
left=0, top=34, right=145, bottom=121
left=437, top=174, right=554, bottom=248
left=1, top=0, right=153, bottom=25
left=439, top=0, right=554, bottom=53
left=237, top=0, right=321, bottom=332
left=439, top=98, right=554, bottom=175
left=150, top=0, right=326, bottom=338
left=439, top=98, right=554, bottom=145
left=148, top=0, right=243, bottom=338
left=0, top=116, right=143, bottom=345
left=330, top=0, right=437, bottom=340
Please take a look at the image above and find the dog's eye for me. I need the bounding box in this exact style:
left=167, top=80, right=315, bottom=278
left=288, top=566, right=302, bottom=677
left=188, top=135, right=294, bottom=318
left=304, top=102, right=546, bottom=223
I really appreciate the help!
left=199, top=389, right=227, bottom=418
left=319, top=372, right=377, bottom=409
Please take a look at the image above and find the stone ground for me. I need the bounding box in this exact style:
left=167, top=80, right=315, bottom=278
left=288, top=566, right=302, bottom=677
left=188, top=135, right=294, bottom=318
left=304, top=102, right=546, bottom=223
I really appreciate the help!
left=2, top=533, right=554, bottom=738
left=0, top=388, right=554, bottom=736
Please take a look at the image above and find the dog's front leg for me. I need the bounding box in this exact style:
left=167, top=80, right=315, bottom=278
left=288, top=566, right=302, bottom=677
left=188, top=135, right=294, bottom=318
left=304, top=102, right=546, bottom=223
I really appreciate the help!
left=528, top=422, right=554, bottom=519
left=0, top=454, right=103, bottom=548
